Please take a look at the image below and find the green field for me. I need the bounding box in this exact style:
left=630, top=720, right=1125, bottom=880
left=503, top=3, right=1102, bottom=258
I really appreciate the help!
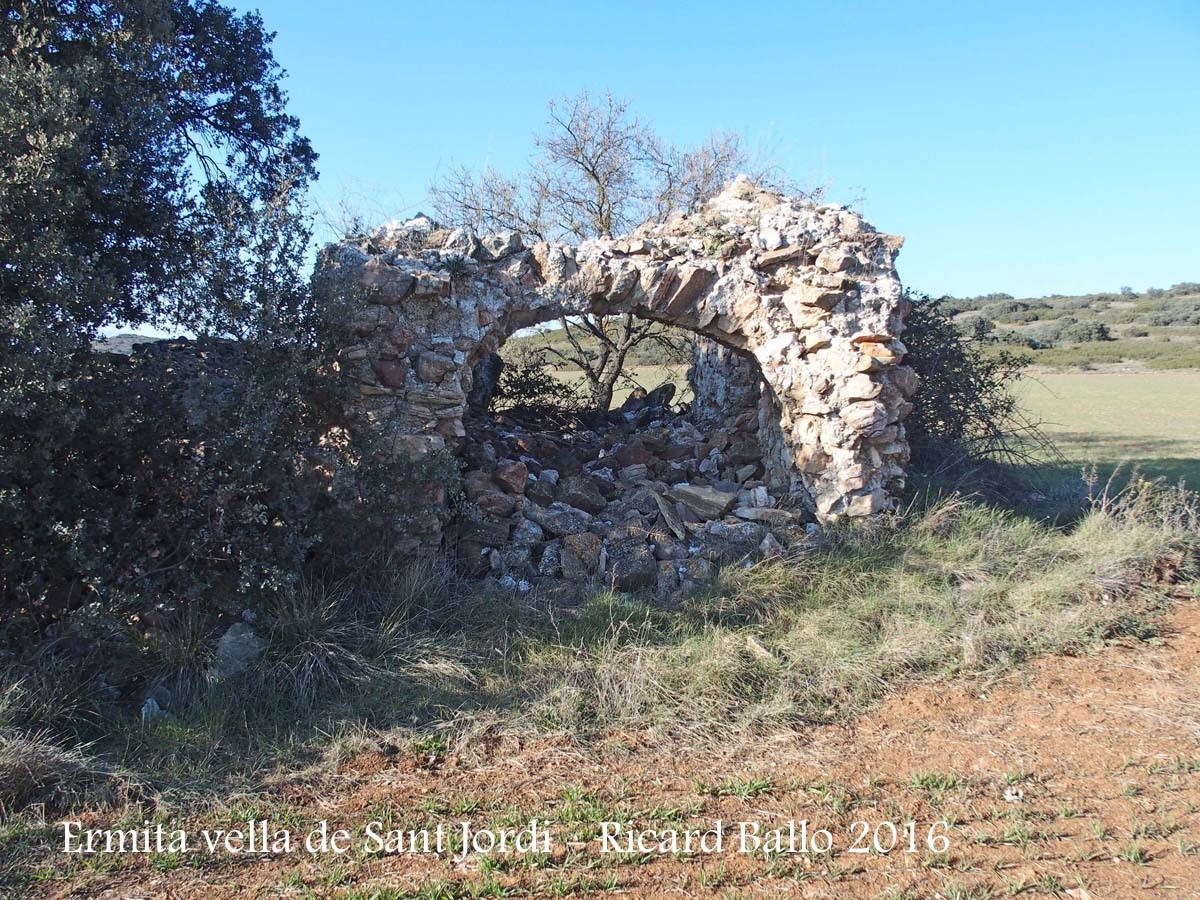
left=1015, top=370, right=1200, bottom=485
left=547, top=363, right=691, bottom=406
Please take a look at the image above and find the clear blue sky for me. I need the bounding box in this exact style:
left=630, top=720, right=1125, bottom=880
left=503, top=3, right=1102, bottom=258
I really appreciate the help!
left=237, top=0, right=1199, bottom=298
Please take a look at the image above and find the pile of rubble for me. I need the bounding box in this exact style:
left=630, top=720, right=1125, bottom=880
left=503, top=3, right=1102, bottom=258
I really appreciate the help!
left=453, top=389, right=817, bottom=604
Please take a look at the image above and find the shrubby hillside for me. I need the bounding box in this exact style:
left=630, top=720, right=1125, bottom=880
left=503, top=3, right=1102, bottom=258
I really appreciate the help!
left=945, top=282, right=1200, bottom=369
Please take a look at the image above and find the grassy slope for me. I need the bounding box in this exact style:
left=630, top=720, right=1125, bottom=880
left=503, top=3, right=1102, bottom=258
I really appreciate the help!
left=948, top=285, right=1200, bottom=370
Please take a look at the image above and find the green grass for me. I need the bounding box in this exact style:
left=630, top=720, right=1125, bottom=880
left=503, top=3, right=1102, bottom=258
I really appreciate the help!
left=1015, top=371, right=1200, bottom=485
left=1018, top=339, right=1200, bottom=370
left=694, top=776, right=775, bottom=799
left=945, top=284, right=1200, bottom=370
left=909, top=771, right=968, bottom=792
left=545, top=363, right=691, bottom=407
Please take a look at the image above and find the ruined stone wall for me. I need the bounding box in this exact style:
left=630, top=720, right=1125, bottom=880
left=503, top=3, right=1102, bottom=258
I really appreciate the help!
left=688, top=337, right=761, bottom=428
left=321, top=177, right=916, bottom=549
left=686, top=339, right=802, bottom=500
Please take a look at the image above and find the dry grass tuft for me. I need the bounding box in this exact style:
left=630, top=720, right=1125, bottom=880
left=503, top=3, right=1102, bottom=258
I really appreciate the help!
left=0, top=682, right=129, bottom=813
left=263, top=579, right=380, bottom=706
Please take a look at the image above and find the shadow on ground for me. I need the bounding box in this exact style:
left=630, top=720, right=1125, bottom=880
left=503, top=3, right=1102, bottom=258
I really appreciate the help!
left=1043, top=432, right=1200, bottom=486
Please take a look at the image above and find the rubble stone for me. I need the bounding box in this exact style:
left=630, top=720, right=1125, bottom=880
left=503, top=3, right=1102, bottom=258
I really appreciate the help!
left=607, top=540, right=658, bottom=591
left=525, top=502, right=592, bottom=536
left=561, top=532, right=603, bottom=579
left=557, top=475, right=608, bottom=514
left=668, top=484, right=738, bottom=519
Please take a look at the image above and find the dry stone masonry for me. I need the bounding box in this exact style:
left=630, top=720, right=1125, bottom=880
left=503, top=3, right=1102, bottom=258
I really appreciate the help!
left=321, top=177, right=916, bottom=571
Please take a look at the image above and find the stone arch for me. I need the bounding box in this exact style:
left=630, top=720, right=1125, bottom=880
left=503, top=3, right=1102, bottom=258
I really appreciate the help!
left=323, top=177, right=916, bottom=552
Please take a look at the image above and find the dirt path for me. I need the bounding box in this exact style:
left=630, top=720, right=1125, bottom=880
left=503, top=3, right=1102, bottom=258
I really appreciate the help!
left=46, top=601, right=1200, bottom=898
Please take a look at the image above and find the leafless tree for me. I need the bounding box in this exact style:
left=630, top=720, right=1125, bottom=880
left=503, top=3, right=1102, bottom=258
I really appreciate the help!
left=536, top=294, right=688, bottom=412
left=431, top=90, right=754, bottom=411
left=430, top=163, right=552, bottom=240
left=649, top=131, right=750, bottom=220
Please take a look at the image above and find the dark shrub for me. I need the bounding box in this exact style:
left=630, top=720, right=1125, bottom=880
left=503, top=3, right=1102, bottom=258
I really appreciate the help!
left=902, top=292, right=1047, bottom=471
left=993, top=330, right=1048, bottom=350
left=493, top=346, right=585, bottom=417
left=0, top=337, right=412, bottom=634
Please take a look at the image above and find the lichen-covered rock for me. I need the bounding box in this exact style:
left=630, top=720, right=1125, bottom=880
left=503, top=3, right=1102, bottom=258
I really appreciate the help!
left=525, top=502, right=592, bottom=537
left=607, top=540, right=658, bottom=591
left=209, top=622, right=265, bottom=681
left=511, top=517, right=544, bottom=546
left=561, top=532, right=603, bottom=579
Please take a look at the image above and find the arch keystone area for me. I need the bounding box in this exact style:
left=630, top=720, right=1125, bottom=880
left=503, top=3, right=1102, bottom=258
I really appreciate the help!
left=321, top=177, right=916, bottom=553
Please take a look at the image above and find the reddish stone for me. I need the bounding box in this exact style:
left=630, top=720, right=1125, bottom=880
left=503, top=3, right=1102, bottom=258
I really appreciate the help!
left=416, top=351, right=455, bottom=383
left=474, top=491, right=518, bottom=518
left=462, top=471, right=497, bottom=500
left=389, top=327, right=414, bottom=352
left=614, top=445, right=656, bottom=468
left=755, top=245, right=805, bottom=268
left=493, top=460, right=529, bottom=495
left=372, top=359, right=407, bottom=389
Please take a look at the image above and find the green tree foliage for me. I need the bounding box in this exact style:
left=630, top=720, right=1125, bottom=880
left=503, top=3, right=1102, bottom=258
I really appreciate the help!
left=902, top=292, right=1048, bottom=471
left=0, top=2, right=413, bottom=633
left=0, top=0, right=317, bottom=380
left=0, top=336, right=411, bottom=630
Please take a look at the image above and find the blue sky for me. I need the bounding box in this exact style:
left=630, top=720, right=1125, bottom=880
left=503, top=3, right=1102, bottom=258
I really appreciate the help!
left=237, top=0, right=1200, bottom=298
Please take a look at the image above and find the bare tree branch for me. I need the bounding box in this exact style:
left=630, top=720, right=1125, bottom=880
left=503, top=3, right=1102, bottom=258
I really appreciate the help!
left=429, top=89, right=778, bottom=410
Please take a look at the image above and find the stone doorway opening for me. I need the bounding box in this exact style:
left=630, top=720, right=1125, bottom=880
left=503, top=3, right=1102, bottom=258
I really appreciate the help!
left=323, top=177, right=915, bottom=599
left=451, top=322, right=800, bottom=602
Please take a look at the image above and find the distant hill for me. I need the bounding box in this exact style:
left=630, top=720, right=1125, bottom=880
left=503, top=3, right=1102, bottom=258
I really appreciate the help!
left=940, top=282, right=1200, bottom=370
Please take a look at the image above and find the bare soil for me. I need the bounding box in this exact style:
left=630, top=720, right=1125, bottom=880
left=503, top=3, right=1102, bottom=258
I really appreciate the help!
left=37, top=599, right=1200, bottom=898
